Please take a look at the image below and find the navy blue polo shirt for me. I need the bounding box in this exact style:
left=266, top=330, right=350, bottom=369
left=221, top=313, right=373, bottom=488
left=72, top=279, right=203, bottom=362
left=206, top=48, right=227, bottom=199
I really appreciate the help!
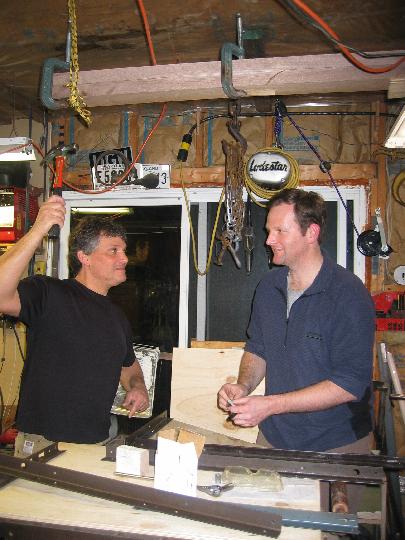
left=245, top=253, right=375, bottom=451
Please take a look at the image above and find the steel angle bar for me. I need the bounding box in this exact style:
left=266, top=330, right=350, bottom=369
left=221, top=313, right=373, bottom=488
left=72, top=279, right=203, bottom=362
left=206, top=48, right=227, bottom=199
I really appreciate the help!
left=0, top=453, right=282, bottom=538
left=198, top=454, right=386, bottom=485
left=0, top=441, right=63, bottom=488
left=105, top=439, right=386, bottom=485
left=0, top=518, right=176, bottom=540
left=107, top=433, right=405, bottom=471
left=259, top=507, right=358, bottom=535
left=104, top=412, right=170, bottom=461
left=203, top=443, right=405, bottom=471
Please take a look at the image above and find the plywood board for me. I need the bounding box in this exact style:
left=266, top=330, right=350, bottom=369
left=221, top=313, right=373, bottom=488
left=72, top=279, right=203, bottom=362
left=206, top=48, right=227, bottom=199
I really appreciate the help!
left=171, top=347, right=265, bottom=443
left=0, top=443, right=320, bottom=539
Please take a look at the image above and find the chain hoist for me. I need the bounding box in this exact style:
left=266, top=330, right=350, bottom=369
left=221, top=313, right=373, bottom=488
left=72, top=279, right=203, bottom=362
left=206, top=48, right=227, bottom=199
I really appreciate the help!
left=216, top=101, right=247, bottom=269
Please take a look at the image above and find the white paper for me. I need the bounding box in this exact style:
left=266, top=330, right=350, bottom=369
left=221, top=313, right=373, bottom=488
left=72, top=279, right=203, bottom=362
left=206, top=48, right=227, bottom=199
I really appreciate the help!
left=153, top=437, right=198, bottom=497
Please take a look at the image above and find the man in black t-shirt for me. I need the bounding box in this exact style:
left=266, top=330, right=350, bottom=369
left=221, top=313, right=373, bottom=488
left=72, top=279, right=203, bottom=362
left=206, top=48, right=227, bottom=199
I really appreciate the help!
left=0, top=195, right=149, bottom=454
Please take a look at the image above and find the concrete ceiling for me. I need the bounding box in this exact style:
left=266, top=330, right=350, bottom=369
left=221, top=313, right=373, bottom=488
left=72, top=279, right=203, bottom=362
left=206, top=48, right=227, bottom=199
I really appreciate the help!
left=1, top=0, right=404, bottom=125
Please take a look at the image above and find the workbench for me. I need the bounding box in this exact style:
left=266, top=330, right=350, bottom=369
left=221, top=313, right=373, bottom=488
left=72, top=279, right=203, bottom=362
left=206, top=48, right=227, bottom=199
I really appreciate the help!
left=0, top=442, right=322, bottom=540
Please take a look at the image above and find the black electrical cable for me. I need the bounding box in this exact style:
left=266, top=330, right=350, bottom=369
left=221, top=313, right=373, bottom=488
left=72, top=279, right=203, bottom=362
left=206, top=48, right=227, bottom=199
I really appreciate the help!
left=283, top=107, right=360, bottom=236
left=278, top=0, right=405, bottom=58
left=176, top=109, right=396, bottom=161
left=186, top=110, right=396, bottom=135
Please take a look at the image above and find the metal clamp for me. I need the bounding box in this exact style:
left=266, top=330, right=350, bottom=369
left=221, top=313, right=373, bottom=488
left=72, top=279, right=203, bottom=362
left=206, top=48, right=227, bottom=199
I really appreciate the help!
left=221, top=14, right=246, bottom=99
left=197, top=483, right=234, bottom=497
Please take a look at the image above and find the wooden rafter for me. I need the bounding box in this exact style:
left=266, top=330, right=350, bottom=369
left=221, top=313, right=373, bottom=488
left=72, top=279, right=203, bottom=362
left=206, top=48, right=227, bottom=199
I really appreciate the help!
left=52, top=52, right=405, bottom=108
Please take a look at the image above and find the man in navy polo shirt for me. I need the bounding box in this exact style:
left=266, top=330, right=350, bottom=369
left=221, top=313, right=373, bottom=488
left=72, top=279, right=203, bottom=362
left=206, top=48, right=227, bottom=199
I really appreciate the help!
left=218, top=189, right=374, bottom=457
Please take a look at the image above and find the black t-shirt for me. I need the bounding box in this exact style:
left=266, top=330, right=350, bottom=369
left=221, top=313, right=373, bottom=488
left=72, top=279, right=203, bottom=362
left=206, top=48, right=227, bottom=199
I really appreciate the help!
left=16, top=276, right=135, bottom=443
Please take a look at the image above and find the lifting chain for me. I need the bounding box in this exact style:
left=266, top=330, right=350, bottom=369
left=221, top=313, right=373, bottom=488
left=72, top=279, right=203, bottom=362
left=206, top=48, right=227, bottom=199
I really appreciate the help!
left=67, top=0, right=92, bottom=125
left=216, top=101, right=247, bottom=269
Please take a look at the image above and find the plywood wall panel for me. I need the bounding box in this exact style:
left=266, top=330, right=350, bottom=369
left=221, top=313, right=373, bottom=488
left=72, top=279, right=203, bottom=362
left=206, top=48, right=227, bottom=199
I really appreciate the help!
left=171, top=347, right=265, bottom=443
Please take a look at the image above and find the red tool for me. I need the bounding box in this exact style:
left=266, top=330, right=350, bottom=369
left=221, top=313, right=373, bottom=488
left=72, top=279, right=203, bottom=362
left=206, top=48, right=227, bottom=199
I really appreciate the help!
left=42, top=143, right=78, bottom=238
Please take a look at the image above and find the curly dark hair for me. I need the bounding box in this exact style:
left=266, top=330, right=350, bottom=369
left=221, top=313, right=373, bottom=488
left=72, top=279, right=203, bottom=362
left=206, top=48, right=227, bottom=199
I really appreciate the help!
left=68, top=217, right=127, bottom=276
left=267, top=188, right=327, bottom=243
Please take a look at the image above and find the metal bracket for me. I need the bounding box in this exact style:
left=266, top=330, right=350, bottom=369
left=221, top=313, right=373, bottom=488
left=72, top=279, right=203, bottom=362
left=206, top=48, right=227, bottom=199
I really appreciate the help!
left=375, top=207, right=392, bottom=258
left=221, top=13, right=247, bottom=99
left=40, top=21, right=71, bottom=110
left=40, top=57, right=69, bottom=110
left=221, top=43, right=246, bottom=99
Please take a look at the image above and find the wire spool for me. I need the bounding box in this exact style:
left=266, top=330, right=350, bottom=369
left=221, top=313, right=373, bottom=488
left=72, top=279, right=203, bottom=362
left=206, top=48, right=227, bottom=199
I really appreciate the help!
left=244, top=146, right=300, bottom=201
left=356, top=229, right=382, bottom=257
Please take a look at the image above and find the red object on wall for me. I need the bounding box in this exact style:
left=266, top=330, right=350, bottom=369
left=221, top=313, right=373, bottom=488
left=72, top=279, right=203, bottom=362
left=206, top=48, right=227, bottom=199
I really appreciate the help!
left=0, top=187, right=39, bottom=243
left=373, top=292, right=405, bottom=331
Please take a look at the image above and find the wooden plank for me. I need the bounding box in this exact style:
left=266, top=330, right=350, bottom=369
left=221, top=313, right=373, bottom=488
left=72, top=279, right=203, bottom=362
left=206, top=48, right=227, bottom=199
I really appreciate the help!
left=171, top=163, right=376, bottom=187
left=265, top=116, right=275, bottom=148
left=171, top=165, right=225, bottom=186
left=52, top=53, right=405, bottom=107
left=0, top=443, right=321, bottom=539
left=190, top=340, right=245, bottom=349
left=171, top=347, right=265, bottom=444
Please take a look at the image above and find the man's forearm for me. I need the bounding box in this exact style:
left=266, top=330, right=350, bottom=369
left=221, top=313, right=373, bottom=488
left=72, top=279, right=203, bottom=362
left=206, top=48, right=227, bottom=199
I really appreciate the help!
left=237, top=352, right=266, bottom=394
left=0, top=196, right=66, bottom=316
left=121, top=361, right=147, bottom=392
left=267, top=380, right=356, bottom=415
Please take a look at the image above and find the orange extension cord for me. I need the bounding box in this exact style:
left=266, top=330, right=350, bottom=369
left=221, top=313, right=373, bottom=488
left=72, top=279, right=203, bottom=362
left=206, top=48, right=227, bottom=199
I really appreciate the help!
left=291, top=0, right=405, bottom=74
left=60, top=0, right=167, bottom=194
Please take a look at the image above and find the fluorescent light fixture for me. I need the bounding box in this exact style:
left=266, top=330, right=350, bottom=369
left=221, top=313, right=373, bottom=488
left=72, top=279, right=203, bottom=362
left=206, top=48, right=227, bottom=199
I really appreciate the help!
left=71, top=207, right=133, bottom=215
left=0, top=137, right=36, bottom=161
left=385, top=105, right=405, bottom=149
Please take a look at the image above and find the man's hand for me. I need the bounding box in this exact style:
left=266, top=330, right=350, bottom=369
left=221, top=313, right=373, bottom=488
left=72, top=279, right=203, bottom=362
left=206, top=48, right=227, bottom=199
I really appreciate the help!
left=120, top=360, right=149, bottom=418
left=227, top=395, right=275, bottom=427
left=122, top=386, right=149, bottom=418
left=34, top=195, right=66, bottom=236
left=217, top=383, right=249, bottom=412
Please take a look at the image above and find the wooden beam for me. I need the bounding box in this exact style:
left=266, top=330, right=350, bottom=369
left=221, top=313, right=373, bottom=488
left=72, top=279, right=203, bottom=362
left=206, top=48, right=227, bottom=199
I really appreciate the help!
left=53, top=53, right=405, bottom=108
left=170, top=163, right=376, bottom=187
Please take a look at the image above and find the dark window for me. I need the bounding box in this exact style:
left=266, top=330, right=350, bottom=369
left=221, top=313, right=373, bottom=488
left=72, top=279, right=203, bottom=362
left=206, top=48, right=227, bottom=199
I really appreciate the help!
left=188, top=198, right=356, bottom=343
left=70, top=206, right=181, bottom=353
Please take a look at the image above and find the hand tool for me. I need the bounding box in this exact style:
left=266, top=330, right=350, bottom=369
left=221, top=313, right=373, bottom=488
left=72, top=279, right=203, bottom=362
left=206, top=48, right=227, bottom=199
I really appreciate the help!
left=42, top=143, right=78, bottom=239
left=197, top=483, right=234, bottom=497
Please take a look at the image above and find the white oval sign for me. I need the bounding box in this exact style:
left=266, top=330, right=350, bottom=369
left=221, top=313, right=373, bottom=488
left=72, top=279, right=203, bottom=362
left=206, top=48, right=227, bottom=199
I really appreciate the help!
left=246, top=151, right=291, bottom=188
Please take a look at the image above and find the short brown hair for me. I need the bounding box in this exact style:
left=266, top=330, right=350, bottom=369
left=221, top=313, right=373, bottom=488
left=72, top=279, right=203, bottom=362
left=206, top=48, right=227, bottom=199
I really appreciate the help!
left=267, top=188, right=327, bottom=243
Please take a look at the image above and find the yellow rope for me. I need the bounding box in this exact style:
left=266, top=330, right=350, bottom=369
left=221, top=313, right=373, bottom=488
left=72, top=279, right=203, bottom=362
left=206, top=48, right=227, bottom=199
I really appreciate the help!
left=244, top=147, right=300, bottom=204
left=67, top=0, right=92, bottom=126
left=179, top=163, right=225, bottom=276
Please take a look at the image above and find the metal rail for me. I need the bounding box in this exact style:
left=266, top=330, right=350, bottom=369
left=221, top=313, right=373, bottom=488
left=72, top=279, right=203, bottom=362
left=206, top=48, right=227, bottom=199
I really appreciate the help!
left=0, top=453, right=282, bottom=538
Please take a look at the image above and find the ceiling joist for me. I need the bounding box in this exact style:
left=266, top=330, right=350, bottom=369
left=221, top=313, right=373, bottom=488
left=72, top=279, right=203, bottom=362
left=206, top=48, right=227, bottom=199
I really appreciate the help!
left=52, top=52, right=405, bottom=108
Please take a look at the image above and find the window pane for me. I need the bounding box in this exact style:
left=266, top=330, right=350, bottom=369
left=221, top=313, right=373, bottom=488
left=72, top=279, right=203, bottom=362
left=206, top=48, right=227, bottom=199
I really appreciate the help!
left=70, top=206, right=181, bottom=352
left=204, top=201, right=269, bottom=342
